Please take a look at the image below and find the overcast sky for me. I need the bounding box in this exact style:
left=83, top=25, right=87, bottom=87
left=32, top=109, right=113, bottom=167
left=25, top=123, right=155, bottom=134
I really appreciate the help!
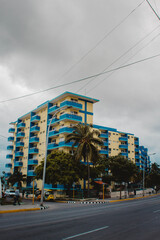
left=0, top=0, right=160, bottom=169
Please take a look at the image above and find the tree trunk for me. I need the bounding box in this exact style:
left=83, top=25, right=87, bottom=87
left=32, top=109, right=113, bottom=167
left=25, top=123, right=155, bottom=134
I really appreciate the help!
left=87, top=156, right=90, bottom=198
left=120, top=184, right=122, bottom=199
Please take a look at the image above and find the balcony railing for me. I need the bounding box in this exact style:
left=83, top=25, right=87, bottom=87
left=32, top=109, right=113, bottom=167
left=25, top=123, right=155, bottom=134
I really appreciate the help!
left=17, top=132, right=25, bottom=138
left=119, top=144, right=128, bottom=149
left=48, top=143, right=58, bottom=150
left=59, top=127, right=74, bottom=134
left=48, top=130, right=59, bottom=137
left=119, top=137, right=128, bottom=141
left=17, top=122, right=25, bottom=129
left=6, top=154, right=13, bottom=159
left=28, top=159, right=38, bottom=165
left=5, top=163, right=12, bottom=168
left=60, top=113, right=82, bottom=122
left=16, top=142, right=24, bottom=147
left=8, top=137, right=14, bottom=141
left=29, top=148, right=39, bottom=154
left=120, top=152, right=128, bottom=156
left=15, top=151, right=23, bottom=157
left=30, top=126, right=40, bottom=132
left=5, top=172, right=11, bottom=178
left=7, top=145, right=14, bottom=150
left=14, top=161, right=23, bottom=167
left=60, top=100, right=82, bottom=110
left=8, top=128, right=15, bottom=133
left=48, top=105, right=59, bottom=114
left=47, top=118, right=59, bottom=125
left=99, top=150, right=108, bottom=154
left=31, top=115, right=40, bottom=122
left=103, top=141, right=108, bottom=146
left=100, top=133, right=108, bottom=138
left=29, top=137, right=39, bottom=143
left=27, top=170, right=36, bottom=177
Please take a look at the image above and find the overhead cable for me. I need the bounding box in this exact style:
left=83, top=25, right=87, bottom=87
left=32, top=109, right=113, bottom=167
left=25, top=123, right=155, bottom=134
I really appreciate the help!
left=1, top=53, right=160, bottom=104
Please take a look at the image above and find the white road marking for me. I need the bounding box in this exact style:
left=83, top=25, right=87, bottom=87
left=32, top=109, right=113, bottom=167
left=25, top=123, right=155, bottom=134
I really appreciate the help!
left=62, top=226, right=109, bottom=239
left=153, top=209, right=160, bottom=213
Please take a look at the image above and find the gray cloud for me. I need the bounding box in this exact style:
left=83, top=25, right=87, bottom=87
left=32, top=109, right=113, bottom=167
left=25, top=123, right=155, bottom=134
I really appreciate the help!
left=0, top=0, right=160, bottom=165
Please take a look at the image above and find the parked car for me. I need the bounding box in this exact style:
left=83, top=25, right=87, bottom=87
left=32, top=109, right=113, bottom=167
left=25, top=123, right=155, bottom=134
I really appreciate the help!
left=4, top=189, right=15, bottom=197
left=36, top=190, right=55, bottom=201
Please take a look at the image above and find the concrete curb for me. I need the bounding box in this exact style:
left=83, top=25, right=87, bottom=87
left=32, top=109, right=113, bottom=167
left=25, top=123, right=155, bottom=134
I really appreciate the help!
left=109, top=193, right=160, bottom=203
left=0, top=208, right=41, bottom=214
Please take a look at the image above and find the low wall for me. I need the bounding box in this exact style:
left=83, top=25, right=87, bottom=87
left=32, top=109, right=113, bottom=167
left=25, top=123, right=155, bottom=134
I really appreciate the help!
left=111, top=188, right=154, bottom=199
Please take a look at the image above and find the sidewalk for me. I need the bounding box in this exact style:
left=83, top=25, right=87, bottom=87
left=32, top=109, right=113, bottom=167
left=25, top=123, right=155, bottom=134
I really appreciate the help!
left=0, top=201, right=41, bottom=214
left=1, top=193, right=160, bottom=214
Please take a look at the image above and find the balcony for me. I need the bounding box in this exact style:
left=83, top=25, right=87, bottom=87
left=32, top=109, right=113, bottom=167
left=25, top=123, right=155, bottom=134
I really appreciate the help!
left=17, top=122, right=25, bottom=129
left=6, top=154, right=13, bottom=159
left=5, top=172, right=11, bottom=178
left=60, top=100, right=82, bottom=110
left=58, top=141, right=77, bottom=148
left=14, top=161, right=23, bottom=167
left=5, top=163, right=12, bottom=168
left=103, top=141, right=108, bottom=146
left=30, top=126, right=40, bottom=133
left=15, top=151, right=23, bottom=157
left=119, top=137, right=128, bottom=141
left=29, top=148, right=39, bottom=154
left=8, top=136, right=14, bottom=141
left=119, top=144, right=128, bottom=149
left=17, top=132, right=25, bottom=138
left=28, top=159, right=38, bottom=165
left=28, top=170, right=36, bottom=177
left=135, top=141, right=139, bottom=145
left=100, top=133, right=108, bottom=138
left=48, top=105, right=59, bottom=114
left=135, top=148, right=139, bottom=152
left=47, top=118, right=59, bottom=125
left=59, top=127, right=73, bottom=134
left=8, top=128, right=15, bottom=133
left=120, top=152, right=128, bottom=156
left=48, top=130, right=59, bottom=138
left=29, top=137, right=39, bottom=143
left=60, top=113, right=82, bottom=122
left=48, top=143, right=58, bottom=150
left=99, top=150, right=108, bottom=154
left=16, top=142, right=24, bottom=147
left=31, top=115, right=40, bottom=122
left=135, top=155, right=139, bottom=159
left=7, top=145, right=13, bottom=150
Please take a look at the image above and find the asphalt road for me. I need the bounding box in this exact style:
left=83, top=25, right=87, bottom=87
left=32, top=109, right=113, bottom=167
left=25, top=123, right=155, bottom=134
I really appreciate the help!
left=0, top=196, right=160, bottom=240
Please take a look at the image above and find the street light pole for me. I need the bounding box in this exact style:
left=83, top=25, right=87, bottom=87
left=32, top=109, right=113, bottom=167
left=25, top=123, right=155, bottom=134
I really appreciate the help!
left=40, top=110, right=59, bottom=206
left=40, top=106, right=70, bottom=206
left=142, top=152, right=156, bottom=197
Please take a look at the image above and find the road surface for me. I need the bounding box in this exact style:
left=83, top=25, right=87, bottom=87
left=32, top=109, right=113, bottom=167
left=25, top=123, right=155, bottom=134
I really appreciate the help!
left=0, top=195, right=160, bottom=240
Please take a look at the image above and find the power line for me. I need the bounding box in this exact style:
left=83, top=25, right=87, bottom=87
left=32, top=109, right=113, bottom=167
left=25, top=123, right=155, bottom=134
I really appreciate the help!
left=146, top=0, right=160, bottom=20
left=1, top=53, right=160, bottom=104
left=0, top=135, right=7, bottom=139
left=76, top=25, right=160, bottom=93
left=87, top=31, right=160, bottom=94
left=33, top=0, right=145, bottom=100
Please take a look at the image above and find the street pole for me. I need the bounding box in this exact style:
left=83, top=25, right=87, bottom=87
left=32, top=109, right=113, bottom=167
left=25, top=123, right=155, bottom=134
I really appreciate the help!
left=40, top=111, right=58, bottom=206
left=103, top=184, right=104, bottom=200
left=40, top=106, right=69, bottom=206
left=32, top=180, right=34, bottom=205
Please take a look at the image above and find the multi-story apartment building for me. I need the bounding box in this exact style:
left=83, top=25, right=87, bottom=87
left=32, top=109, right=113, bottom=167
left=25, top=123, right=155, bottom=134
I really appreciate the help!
left=5, top=92, right=150, bottom=190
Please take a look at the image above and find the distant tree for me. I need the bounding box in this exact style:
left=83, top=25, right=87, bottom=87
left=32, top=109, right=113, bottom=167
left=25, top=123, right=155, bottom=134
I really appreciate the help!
left=106, top=155, right=138, bottom=199
left=7, top=170, right=26, bottom=189
left=65, top=123, right=103, bottom=197
left=35, top=151, right=85, bottom=192
left=146, top=163, right=160, bottom=193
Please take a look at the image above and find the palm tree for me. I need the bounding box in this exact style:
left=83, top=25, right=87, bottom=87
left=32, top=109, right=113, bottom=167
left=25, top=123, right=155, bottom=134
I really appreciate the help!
left=7, top=170, right=26, bottom=190
left=65, top=123, right=104, bottom=197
